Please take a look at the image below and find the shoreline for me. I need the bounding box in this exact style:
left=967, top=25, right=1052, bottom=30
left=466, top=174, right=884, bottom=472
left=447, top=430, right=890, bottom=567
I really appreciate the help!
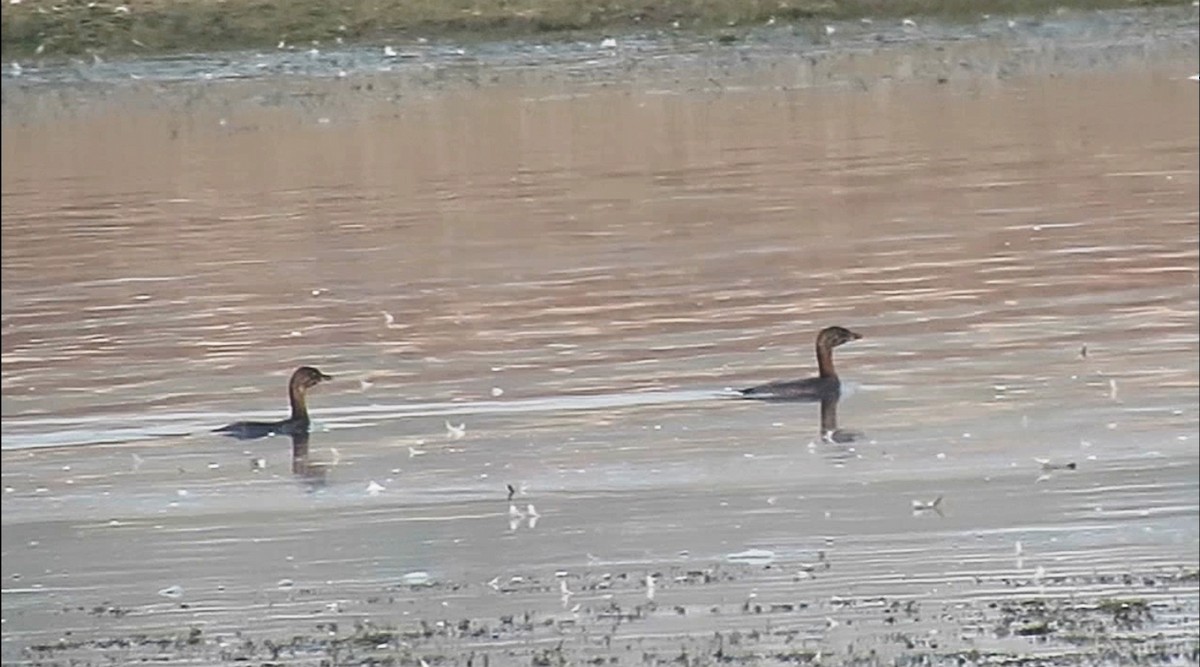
left=13, top=561, right=1199, bottom=666
left=3, top=6, right=1196, bottom=103
left=1, top=0, right=1193, bottom=61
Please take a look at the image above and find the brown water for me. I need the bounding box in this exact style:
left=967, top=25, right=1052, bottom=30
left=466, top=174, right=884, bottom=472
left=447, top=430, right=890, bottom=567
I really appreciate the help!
left=2, top=17, right=1199, bottom=666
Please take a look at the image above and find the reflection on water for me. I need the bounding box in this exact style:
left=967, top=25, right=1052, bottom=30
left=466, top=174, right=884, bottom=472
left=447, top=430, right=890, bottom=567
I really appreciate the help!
left=819, top=394, right=862, bottom=446
left=1, top=26, right=1198, bottom=663
left=287, top=431, right=329, bottom=490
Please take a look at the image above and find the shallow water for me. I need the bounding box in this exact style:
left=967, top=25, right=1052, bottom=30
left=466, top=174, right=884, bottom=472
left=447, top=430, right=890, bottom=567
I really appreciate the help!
left=2, top=11, right=1199, bottom=665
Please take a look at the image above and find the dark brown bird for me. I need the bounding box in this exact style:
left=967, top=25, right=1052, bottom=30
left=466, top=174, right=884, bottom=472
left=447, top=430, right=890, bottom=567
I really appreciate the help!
left=214, top=366, right=332, bottom=439
left=738, top=326, right=862, bottom=401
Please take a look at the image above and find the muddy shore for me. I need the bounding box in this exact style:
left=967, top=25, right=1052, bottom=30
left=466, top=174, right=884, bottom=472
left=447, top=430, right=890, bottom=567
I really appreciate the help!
left=1, top=0, right=1193, bottom=60
left=13, top=561, right=1200, bottom=666
left=7, top=456, right=1199, bottom=666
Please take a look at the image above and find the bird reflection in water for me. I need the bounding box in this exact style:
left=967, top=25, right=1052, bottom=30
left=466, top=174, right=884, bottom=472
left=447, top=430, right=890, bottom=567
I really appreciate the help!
left=819, top=394, right=862, bottom=444
left=817, top=394, right=867, bottom=465
left=288, top=431, right=333, bottom=491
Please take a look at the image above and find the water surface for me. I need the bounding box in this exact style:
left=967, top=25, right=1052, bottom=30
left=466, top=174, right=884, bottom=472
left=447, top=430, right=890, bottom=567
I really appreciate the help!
left=2, top=15, right=1198, bottom=665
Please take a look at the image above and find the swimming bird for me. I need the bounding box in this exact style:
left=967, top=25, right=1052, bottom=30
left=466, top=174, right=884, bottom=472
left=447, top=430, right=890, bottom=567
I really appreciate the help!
left=738, top=326, right=862, bottom=401
left=214, top=366, right=332, bottom=439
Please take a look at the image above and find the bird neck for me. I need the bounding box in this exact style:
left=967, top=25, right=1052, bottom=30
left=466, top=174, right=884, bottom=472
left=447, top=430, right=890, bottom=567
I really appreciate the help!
left=288, top=384, right=309, bottom=422
left=816, top=342, right=837, bottom=378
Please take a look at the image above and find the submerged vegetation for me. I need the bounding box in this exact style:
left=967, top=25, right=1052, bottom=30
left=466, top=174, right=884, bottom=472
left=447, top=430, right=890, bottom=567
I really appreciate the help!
left=1, top=0, right=1191, bottom=59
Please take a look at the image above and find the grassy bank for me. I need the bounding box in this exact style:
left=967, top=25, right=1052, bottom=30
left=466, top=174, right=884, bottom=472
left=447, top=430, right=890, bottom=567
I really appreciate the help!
left=1, top=0, right=1189, bottom=59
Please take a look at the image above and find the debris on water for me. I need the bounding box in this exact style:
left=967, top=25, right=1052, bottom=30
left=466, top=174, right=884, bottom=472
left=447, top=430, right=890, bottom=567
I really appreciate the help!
left=507, top=502, right=539, bottom=530
left=902, top=18, right=918, bottom=28
left=506, top=484, right=515, bottom=501
left=646, top=574, right=657, bottom=601
left=408, top=445, right=426, bottom=458
left=366, top=480, right=385, bottom=496
left=797, top=551, right=829, bottom=574
left=158, top=585, right=184, bottom=599
left=726, top=548, right=776, bottom=565
left=277, top=579, right=294, bottom=589
left=401, top=571, right=432, bottom=586
left=1109, top=378, right=1119, bottom=401
left=600, top=37, right=618, bottom=48
left=384, top=45, right=398, bottom=57
left=446, top=421, right=466, bottom=439
left=1080, top=344, right=1088, bottom=358
left=911, top=495, right=944, bottom=513
left=1036, top=458, right=1077, bottom=471
left=824, top=25, right=836, bottom=36
left=491, top=386, right=504, bottom=397
left=250, top=458, right=266, bottom=471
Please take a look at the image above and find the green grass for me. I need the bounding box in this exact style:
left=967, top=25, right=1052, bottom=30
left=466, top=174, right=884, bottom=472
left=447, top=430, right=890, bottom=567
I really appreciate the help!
left=1, top=0, right=1190, bottom=59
